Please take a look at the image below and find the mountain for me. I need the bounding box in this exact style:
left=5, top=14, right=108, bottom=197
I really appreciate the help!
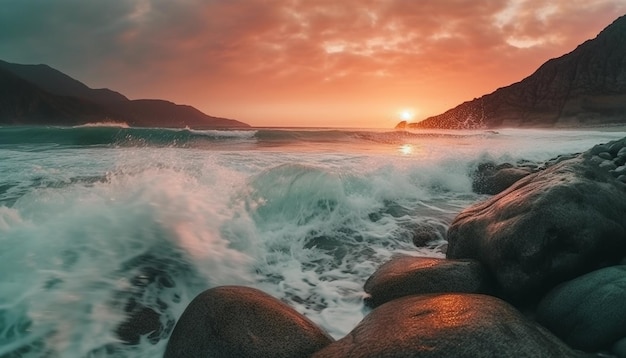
left=0, top=66, right=118, bottom=125
left=0, top=60, right=250, bottom=128
left=400, top=15, right=626, bottom=129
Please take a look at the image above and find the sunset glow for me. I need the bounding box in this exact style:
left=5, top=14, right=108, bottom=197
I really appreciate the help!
left=1, top=1, right=625, bottom=127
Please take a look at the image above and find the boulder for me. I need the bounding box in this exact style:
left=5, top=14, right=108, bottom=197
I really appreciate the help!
left=409, top=220, right=446, bottom=247
left=164, top=286, right=333, bottom=358
left=312, top=293, right=582, bottom=358
left=472, top=162, right=533, bottom=195
left=613, top=337, right=626, bottom=358
left=363, top=255, right=494, bottom=307
left=447, top=154, right=626, bottom=302
left=536, top=265, right=626, bottom=352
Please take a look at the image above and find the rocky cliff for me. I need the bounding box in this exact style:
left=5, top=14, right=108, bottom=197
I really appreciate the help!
left=0, top=60, right=250, bottom=128
left=402, top=15, right=626, bottom=129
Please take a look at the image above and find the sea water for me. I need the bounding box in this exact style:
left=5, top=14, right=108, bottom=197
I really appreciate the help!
left=1, top=125, right=625, bottom=357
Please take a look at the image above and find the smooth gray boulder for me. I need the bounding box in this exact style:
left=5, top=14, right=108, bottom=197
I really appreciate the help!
left=313, top=293, right=582, bottom=358
left=537, top=265, right=626, bottom=353
left=447, top=154, right=626, bottom=302
left=363, top=255, right=494, bottom=307
left=164, top=286, right=333, bottom=358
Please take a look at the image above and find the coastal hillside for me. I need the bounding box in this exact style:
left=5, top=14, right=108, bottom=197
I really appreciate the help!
left=0, top=66, right=117, bottom=125
left=400, top=15, right=626, bottom=129
left=0, top=60, right=249, bottom=128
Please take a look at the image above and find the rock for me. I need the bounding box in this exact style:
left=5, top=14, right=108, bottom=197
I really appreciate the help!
left=164, top=286, right=333, bottom=358
left=115, top=299, right=164, bottom=345
left=312, top=294, right=582, bottom=358
left=609, top=140, right=626, bottom=156
left=410, top=221, right=446, bottom=247
left=590, top=155, right=606, bottom=165
left=600, top=160, right=617, bottom=170
left=599, top=151, right=613, bottom=160
left=113, top=251, right=185, bottom=345
left=536, top=265, right=626, bottom=352
left=590, top=144, right=611, bottom=156
left=447, top=154, right=626, bottom=302
left=613, top=337, right=626, bottom=357
left=541, top=153, right=579, bottom=169
left=363, top=255, right=494, bottom=307
left=471, top=162, right=533, bottom=195
left=618, top=146, right=626, bottom=158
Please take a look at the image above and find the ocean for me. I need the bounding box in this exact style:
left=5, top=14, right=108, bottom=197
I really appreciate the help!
left=2, top=124, right=626, bottom=357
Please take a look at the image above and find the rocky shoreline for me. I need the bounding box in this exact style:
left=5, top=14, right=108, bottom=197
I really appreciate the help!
left=161, top=137, right=626, bottom=357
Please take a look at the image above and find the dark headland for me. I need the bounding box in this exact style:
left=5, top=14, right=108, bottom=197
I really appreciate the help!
left=397, top=14, right=626, bottom=129
left=0, top=59, right=249, bottom=128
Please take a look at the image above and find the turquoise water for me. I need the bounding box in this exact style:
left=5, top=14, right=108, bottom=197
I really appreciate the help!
left=1, top=125, right=625, bottom=357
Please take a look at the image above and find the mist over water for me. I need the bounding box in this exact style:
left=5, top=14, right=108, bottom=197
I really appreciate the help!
left=1, top=126, right=625, bottom=357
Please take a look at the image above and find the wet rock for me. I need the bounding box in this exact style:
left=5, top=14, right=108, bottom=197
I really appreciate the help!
left=447, top=154, right=626, bottom=303
left=364, top=255, right=494, bottom=307
left=410, top=221, right=446, bottom=247
left=164, top=286, right=333, bottom=358
left=609, top=140, right=626, bottom=156
left=613, top=337, right=626, bottom=357
left=471, top=162, right=533, bottom=195
left=590, top=143, right=611, bottom=156
left=540, top=153, right=579, bottom=169
left=615, top=165, right=626, bottom=176
left=600, top=160, right=618, bottom=170
left=313, top=294, right=582, bottom=358
left=113, top=252, right=185, bottom=345
left=537, top=265, right=626, bottom=352
left=115, top=303, right=163, bottom=345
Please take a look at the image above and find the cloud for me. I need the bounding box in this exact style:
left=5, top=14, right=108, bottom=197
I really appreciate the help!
left=1, top=0, right=625, bottom=126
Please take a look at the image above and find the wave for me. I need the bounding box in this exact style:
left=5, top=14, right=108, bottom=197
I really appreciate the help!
left=0, top=126, right=501, bottom=149
left=0, top=126, right=259, bottom=147
left=74, top=122, right=131, bottom=128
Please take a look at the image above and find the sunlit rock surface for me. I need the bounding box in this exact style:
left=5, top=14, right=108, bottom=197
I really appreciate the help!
left=164, top=286, right=333, bottom=358
left=363, top=255, right=494, bottom=307
left=312, top=294, right=582, bottom=358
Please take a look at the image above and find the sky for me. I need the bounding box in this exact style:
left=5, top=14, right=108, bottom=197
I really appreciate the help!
left=1, top=1, right=626, bottom=128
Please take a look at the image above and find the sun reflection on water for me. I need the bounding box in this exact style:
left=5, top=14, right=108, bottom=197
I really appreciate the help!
left=399, top=144, right=413, bottom=155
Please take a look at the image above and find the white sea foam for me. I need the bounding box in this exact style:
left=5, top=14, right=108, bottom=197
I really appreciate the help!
left=74, top=122, right=131, bottom=128
left=193, top=129, right=258, bottom=139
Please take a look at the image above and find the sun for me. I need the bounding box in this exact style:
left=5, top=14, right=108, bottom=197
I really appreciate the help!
left=400, top=110, right=414, bottom=121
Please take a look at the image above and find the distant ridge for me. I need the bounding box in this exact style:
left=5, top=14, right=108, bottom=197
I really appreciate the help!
left=0, top=60, right=250, bottom=128
left=400, top=15, right=626, bottom=129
